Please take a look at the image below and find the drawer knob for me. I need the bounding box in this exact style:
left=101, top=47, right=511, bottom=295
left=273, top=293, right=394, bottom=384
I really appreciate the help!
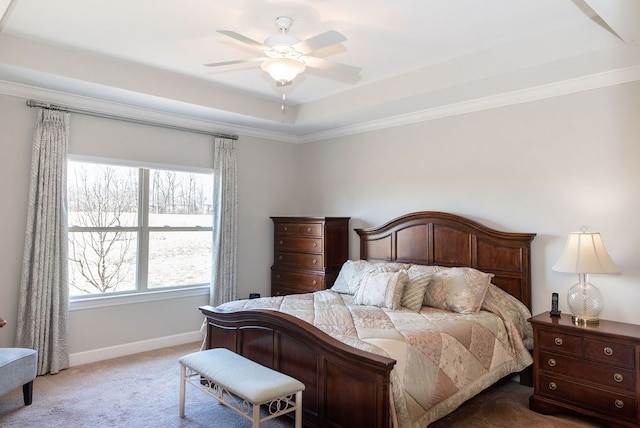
left=554, top=337, right=563, bottom=346
left=615, top=399, right=624, bottom=409
left=278, top=240, right=283, bottom=245
left=278, top=255, right=283, bottom=260
left=276, top=274, right=281, bottom=279
left=604, top=347, right=613, bottom=356
left=312, top=259, right=317, bottom=264
left=312, top=280, right=317, bottom=285
left=306, top=227, right=312, bottom=232
left=614, top=373, right=623, bottom=383
left=283, top=227, right=288, bottom=231
left=548, top=382, right=557, bottom=391
left=313, top=242, right=318, bottom=247
left=547, top=359, right=556, bottom=367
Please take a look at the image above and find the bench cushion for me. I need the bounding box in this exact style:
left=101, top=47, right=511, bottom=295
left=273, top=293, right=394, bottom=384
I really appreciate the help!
left=0, top=348, right=37, bottom=398
left=179, top=348, right=304, bottom=404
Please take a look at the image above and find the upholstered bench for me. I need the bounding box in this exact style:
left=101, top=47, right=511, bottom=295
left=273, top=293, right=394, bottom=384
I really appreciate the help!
left=179, top=348, right=305, bottom=428
left=0, top=348, right=37, bottom=405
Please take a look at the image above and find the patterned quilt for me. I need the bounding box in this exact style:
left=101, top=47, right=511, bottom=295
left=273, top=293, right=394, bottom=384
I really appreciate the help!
left=217, top=290, right=533, bottom=427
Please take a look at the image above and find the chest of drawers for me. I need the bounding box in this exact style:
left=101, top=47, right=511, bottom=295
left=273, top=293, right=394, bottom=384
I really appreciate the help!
left=529, top=312, right=640, bottom=427
left=270, top=217, right=350, bottom=297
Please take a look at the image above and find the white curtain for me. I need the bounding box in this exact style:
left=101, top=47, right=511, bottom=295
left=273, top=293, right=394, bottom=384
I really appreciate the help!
left=15, top=108, right=70, bottom=375
left=210, top=137, right=238, bottom=306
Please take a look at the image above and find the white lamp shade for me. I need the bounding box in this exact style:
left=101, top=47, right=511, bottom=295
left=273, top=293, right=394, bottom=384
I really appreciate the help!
left=553, top=230, right=619, bottom=274
left=260, top=58, right=305, bottom=84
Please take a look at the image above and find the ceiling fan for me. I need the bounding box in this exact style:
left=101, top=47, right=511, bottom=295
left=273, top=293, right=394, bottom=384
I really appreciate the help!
left=204, top=16, right=361, bottom=87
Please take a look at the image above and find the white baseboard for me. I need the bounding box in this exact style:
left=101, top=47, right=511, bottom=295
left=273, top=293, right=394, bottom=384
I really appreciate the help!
left=69, top=330, right=202, bottom=367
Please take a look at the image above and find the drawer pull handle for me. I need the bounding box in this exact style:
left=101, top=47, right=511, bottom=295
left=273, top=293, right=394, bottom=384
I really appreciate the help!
left=283, top=227, right=288, bottom=231
left=278, top=240, right=283, bottom=245
left=604, top=347, right=613, bottom=356
left=615, top=399, right=624, bottom=409
left=547, top=359, right=556, bottom=367
left=306, top=227, right=312, bottom=232
left=554, top=337, right=563, bottom=346
left=614, top=373, right=623, bottom=383
left=276, top=274, right=281, bottom=279
left=548, top=382, right=557, bottom=391
left=312, top=280, right=317, bottom=285
left=312, top=259, right=317, bottom=264
left=278, top=255, right=283, bottom=260
left=313, top=242, right=318, bottom=247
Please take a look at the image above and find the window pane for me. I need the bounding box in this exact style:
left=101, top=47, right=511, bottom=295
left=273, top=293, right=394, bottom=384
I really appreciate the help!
left=69, top=231, right=137, bottom=296
left=68, top=162, right=139, bottom=227
left=147, top=231, right=212, bottom=288
left=149, top=169, right=212, bottom=227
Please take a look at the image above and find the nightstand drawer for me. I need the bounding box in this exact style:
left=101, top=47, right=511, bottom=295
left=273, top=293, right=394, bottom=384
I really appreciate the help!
left=584, top=338, right=635, bottom=367
left=539, top=351, right=635, bottom=392
left=274, top=252, right=324, bottom=270
left=537, top=329, right=581, bottom=355
left=539, top=374, right=637, bottom=422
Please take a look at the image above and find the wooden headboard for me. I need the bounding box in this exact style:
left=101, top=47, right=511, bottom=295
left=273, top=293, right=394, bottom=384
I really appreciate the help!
left=355, top=211, right=536, bottom=310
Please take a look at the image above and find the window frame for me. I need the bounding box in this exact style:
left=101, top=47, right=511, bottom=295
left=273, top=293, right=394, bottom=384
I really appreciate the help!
left=67, top=158, right=213, bottom=302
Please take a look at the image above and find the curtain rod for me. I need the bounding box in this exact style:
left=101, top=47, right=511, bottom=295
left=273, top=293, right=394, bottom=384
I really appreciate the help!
left=25, top=99, right=238, bottom=141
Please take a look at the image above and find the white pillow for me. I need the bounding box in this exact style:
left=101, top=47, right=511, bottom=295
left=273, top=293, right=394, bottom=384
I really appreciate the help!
left=424, top=267, right=493, bottom=314
left=353, top=270, right=408, bottom=309
left=332, top=260, right=407, bottom=295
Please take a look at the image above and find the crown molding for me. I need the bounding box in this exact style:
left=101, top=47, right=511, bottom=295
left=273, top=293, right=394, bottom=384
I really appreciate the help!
left=2, top=64, right=639, bottom=145
left=296, top=64, right=640, bottom=143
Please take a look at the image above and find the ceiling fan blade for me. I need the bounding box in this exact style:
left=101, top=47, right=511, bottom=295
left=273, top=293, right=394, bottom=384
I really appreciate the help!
left=203, top=57, right=265, bottom=67
left=294, top=30, right=346, bottom=55
left=304, top=56, right=361, bottom=76
left=217, top=30, right=268, bottom=50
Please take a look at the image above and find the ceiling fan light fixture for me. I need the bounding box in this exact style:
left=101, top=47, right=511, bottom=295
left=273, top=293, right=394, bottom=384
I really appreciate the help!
left=261, top=57, right=306, bottom=85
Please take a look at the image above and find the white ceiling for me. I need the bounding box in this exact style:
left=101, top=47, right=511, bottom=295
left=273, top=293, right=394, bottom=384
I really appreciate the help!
left=0, top=0, right=639, bottom=142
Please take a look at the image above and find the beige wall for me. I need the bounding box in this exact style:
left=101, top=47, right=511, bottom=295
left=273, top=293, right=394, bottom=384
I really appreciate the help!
left=1, top=79, right=638, bottom=360
left=300, top=80, right=640, bottom=324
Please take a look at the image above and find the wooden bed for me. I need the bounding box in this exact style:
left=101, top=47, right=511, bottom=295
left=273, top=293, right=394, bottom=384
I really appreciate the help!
left=199, top=211, right=536, bottom=428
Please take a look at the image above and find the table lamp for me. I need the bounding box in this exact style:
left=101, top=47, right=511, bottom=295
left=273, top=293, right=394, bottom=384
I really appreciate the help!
left=553, top=227, right=619, bottom=324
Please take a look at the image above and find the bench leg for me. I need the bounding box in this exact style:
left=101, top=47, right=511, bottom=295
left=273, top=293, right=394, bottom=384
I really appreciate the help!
left=253, top=403, right=260, bottom=428
left=295, top=390, right=303, bottom=428
left=179, top=364, right=186, bottom=418
left=22, top=381, right=34, bottom=406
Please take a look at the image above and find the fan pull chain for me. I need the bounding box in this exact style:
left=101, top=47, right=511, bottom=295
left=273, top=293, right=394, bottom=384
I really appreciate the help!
left=281, top=92, right=286, bottom=121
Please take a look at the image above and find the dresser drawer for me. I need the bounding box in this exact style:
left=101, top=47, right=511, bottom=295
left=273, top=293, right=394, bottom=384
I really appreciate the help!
left=275, top=237, right=323, bottom=253
left=274, top=223, right=299, bottom=236
left=539, top=374, right=638, bottom=422
left=272, top=269, right=325, bottom=292
left=274, top=252, right=324, bottom=270
left=297, top=223, right=322, bottom=237
left=537, top=329, right=581, bottom=355
left=584, top=338, right=635, bottom=367
left=539, top=351, right=636, bottom=392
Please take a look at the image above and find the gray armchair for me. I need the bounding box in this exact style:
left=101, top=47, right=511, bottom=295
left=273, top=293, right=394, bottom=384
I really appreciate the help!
left=0, top=318, right=37, bottom=405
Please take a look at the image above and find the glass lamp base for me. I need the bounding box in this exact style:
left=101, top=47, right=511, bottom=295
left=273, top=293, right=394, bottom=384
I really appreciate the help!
left=567, top=280, right=603, bottom=326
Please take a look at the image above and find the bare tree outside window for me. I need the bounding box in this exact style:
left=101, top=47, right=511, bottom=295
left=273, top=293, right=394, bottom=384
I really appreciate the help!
left=68, top=161, right=212, bottom=297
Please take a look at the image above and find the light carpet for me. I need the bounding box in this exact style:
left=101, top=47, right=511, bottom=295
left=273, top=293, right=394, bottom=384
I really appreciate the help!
left=0, top=342, right=605, bottom=427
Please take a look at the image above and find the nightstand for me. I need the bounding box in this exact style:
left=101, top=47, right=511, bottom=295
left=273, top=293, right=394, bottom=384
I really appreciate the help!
left=529, top=312, right=640, bottom=427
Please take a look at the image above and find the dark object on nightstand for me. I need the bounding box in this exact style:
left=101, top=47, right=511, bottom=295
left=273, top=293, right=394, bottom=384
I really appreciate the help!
left=270, top=217, right=349, bottom=297
left=549, top=292, right=561, bottom=316
left=529, top=312, right=640, bottom=427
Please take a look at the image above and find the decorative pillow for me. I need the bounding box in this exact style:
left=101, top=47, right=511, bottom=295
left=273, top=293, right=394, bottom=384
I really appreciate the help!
left=353, top=270, right=408, bottom=309
left=424, top=267, right=493, bottom=314
left=331, top=260, right=407, bottom=295
left=400, top=271, right=433, bottom=312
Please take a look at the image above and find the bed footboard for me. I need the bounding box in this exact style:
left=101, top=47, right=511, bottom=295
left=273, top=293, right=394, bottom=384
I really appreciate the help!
left=199, top=305, right=396, bottom=428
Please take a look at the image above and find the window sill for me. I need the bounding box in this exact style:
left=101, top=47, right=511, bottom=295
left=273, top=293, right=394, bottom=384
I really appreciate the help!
left=70, top=285, right=210, bottom=311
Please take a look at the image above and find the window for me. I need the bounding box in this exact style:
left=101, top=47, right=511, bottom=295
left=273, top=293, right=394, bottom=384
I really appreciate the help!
left=67, top=161, right=213, bottom=297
